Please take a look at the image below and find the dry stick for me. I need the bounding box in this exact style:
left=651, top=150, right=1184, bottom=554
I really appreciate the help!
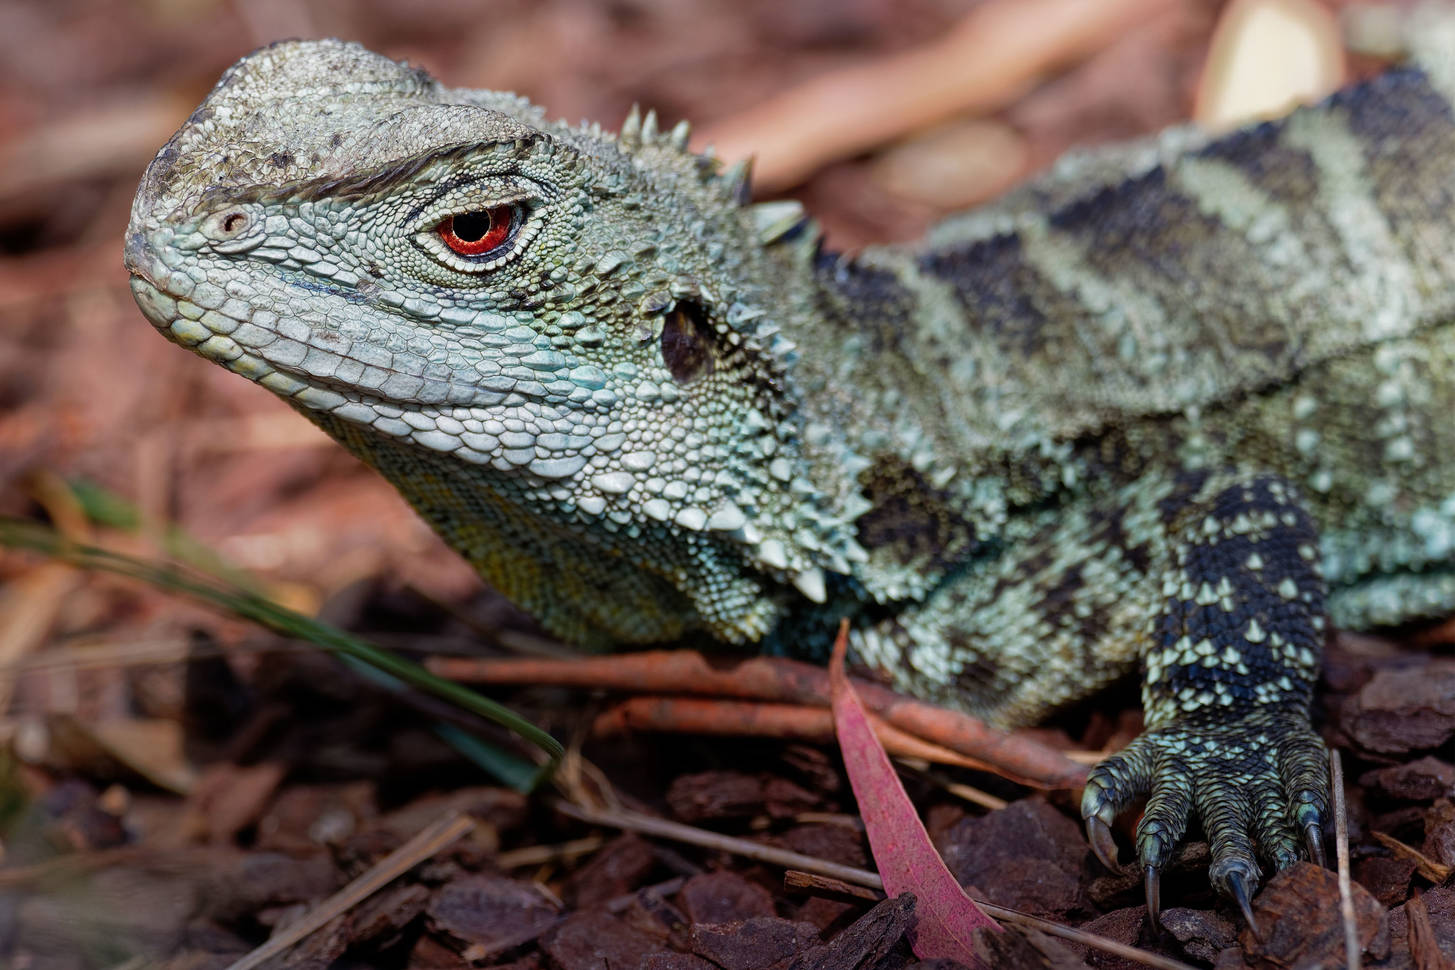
left=1332, top=750, right=1361, bottom=970
left=696, top=0, right=1174, bottom=191
left=940, top=781, right=1008, bottom=812
left=556, top=800, right=1195, bottom=970
left=886, top=755, right=1009, bottom=811
left=223, top=811, right=476, bottom=970
left=785, top=869, right=883, bottom=902
left=556, top=800, right=879, bottom=888
left=495, top=835, right=608, bottom=870
left=431, top=651, right=1086, bottom=790
left=606, top=876, right=688, bottom=914
left=595, top=695, right=1005, bottom=772
left=1412, top=612, right=1455, bottom=646
left=1370, top=831, right=1454, bottom=883
left=919, top=770, right=1009, bottom=812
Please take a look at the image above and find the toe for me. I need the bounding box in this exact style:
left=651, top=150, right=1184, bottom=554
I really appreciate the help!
left=1083, top=712, right=1327, bottom=922
left=1253, top=805, right=1301, bottom=872
left=1082, top=738, right=1154, bottom=825
left=1195, top=777, right=1265, bottom=909
left=1196, top=777, right=1256, bottom=858
left=1277, top=728, right=1330, bottom=864
left=1130, top=743, right=1193, bottom=931
left=1081, top=737, right=1155, bottom=870
left=1246, top=753, right=1302, bottom=871
left=1135, top=758, right=1193, bottom=873
left=1212, top=857, right=1262, bottom=938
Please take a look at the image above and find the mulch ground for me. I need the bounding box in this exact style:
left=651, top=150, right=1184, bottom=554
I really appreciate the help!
left=0, top=1, right=1452, bottom=968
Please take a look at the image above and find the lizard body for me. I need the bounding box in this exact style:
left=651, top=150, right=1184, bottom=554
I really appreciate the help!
left=125, top=26, right=1455, bottom=918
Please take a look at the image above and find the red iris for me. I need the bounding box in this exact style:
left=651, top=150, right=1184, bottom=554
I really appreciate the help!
left=438, top=205, right=515, bottom=256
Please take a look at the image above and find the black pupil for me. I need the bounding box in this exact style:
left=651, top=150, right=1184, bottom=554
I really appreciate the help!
left=452, top=211, right=494, bottom=242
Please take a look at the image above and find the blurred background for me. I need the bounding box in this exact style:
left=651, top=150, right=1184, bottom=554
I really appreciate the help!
left=0, top=1, right=1436, bottom=967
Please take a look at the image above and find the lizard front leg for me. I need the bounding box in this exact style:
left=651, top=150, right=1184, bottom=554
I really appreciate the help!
left=1080, top=469, right=1328, bottom=927
left=853, top=467, right=1329, bottom=921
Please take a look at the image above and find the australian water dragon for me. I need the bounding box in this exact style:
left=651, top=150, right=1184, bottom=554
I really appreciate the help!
left=123, top=26, right=1455, bottom=923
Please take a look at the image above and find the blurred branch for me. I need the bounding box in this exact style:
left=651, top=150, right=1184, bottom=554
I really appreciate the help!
left=0, top=93, right=188, bottom=209
left=698, top=0, right=1178, bottom=192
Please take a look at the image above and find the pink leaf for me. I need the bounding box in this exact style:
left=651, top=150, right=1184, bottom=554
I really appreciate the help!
left=829, top=620, right=1001, bottom=964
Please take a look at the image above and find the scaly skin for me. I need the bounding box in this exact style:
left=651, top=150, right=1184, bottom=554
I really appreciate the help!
left=124, top=25, right=1455, bottom=922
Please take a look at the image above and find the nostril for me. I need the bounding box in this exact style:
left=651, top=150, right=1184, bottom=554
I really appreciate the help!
left=202, top=206, right=254, bottom=241
left=199, top=205, right=265, bottom=253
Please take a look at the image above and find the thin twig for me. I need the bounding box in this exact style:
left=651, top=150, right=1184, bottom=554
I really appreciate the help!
left=596, top=696, right=1011, bottom=772
left=606, top=875, right=689, bottom=913
left=941, top=780, right=1009, bottom=812
left=1370, top=831, right=1454, bottom=883
left=555, top=799, right=1195, bottom=970
left=896, top=760, right=1009, bottom=811
left=785, top=869, right=882, bottom=901
left=433, top=651, right=1086, bottom=789
left=223, top=811, right=476, bottom=970
left=1332, top=749, right=1361, bottom=970
left=555, top=799, right=878, bottom=888
left=495, top=835, right=607, bottom=870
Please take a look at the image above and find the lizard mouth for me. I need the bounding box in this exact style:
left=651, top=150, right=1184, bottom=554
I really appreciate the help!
left=126, top=271, right=391, bottom=413
left=126, top=260, right=506, bottom=414
left=126, top=269, right=572, bottom=480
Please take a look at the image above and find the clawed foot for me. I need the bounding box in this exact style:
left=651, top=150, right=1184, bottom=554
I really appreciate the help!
left=1080, top=712, right=1329, bottom=931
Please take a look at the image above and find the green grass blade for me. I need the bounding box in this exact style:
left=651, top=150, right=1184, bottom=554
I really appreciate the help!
left=0, top=519, right=564, bottom=778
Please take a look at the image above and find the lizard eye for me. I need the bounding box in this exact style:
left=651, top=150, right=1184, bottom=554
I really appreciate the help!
left=437, top=204, right=519, bottom=257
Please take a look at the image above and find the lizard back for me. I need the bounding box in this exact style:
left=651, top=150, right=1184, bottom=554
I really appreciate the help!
left=799, top=67, right=1455, bottom=626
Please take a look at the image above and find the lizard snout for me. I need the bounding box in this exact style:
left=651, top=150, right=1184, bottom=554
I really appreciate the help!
left=122, top=230, right=159, bottom=287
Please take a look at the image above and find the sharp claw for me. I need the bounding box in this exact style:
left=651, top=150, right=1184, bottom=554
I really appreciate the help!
left=1144, top=866, right=1162, bottom=930
left=1086, top=816, right=1120, bottom=871
left=1226, top=869, right=1261, bottom=938
left=1304, top=821, right=1326, bottom=868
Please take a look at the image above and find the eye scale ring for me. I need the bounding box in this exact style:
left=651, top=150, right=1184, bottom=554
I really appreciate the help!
left=437, top=204, right=519, bottom=257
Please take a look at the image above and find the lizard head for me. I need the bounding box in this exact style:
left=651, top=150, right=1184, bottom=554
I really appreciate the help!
left=125, top=39, right=869, bottom=647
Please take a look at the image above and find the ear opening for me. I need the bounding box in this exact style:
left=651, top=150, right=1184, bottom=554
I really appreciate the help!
left=660, top=299, right=717, bottom=383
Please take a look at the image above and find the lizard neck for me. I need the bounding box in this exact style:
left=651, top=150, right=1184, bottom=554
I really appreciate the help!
left=781, top=242, right=1075, bottom=605
left=303, top=407, right=791, bottom=647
